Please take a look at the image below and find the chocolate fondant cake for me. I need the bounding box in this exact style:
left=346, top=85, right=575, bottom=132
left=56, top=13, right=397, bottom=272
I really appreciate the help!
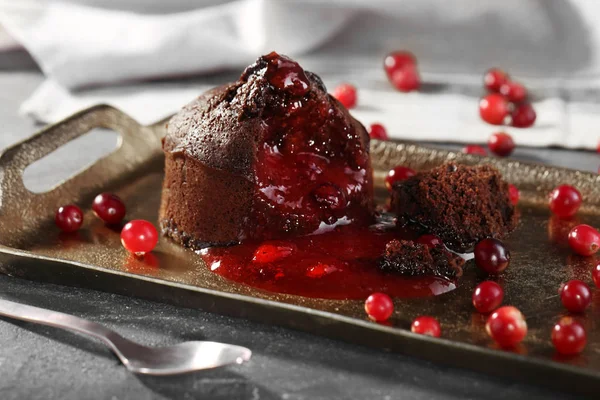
left=390, top=163, right=517, bottom=252
left=160, top=52, right=374, bottom=248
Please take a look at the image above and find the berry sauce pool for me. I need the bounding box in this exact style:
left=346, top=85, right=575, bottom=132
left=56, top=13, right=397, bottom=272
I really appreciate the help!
left=199, top=216, right=457, bottom=300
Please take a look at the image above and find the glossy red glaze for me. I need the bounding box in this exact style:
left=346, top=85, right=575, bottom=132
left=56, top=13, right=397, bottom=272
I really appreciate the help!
left=55, top=205, right=84, bottom=233
left=488, top=132, right=515, bottom=157
left=369, top=123, right=389, bottom=140
left=332, top=83, right=357, bottom=109
left=552, top=317, right=586, bottom=355
left=411, top=316, right=441, bottom=337
left=121, top=220, right=158, bottom=255
left=486, top=306, right=527, bottom=348
left=365, top=292, right=394, bottom=322
left=500, top=81, right=527, bottom=103
left=508, top=184, right=520, bottom=205
left=568, top=224, right=600, bottom=256
left=474, top=238, right=510, bottom=274
left=201, top=220, right=457, bottom=300
left=511, top=103, right=536, bottom=128
left=463, top=145, right=487, bottom=156
left=484, top=68, right=508, bottom=92
left=385, top=166, right=416, bottom=191
left=92, top=193, right=126, bottom=224
left=559, top=280, right=591, bottom=313
left=472, top=281, right=504, bottom=314
left=549, top=185, right=582, bottom=218
left=263, top=52, right=310, bottom=96
left=479, top=94, right=509, bottom=125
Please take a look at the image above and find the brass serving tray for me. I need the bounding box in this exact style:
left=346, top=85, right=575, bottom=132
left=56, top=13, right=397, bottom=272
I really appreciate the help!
left=2, top=105, right=600, bottom=395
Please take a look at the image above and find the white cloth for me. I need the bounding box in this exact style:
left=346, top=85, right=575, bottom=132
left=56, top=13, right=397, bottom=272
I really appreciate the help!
left=1, top=0, right=600, bottom=149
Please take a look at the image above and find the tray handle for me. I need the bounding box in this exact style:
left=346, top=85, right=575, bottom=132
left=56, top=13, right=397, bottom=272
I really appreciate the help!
left=0, top=105, right=164, bottom=225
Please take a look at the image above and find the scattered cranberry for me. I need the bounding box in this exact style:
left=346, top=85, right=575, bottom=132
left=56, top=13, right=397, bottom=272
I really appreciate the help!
left=552, top=317, right=586, bottom=355
left=332, top=83, right=357, bottom=109
left=92, top=193, right=126, bottom=224
left=312, top=183, right=347, bottom=211
left=253, top=243, right=296, bottom=263
left=389, top=64, right=420, bottom=92
left=411, top=316, right=441, bottom=337
left=568, top=224, right=600, bottom=256
left=484, top=68, right=508, bottom=92
left=472, top=281, right=504, bottom=314
left=120, top=220, right=158, bottom=255
left=488, top=132, right=515, bottom=157
left=384, top=51, right=416, bottom=78
left=385, top=166, right=416, bottom=191
left=369, top=123, right=389, bottom=140
left=508, top=184, right=519, bottom=205
left=474, top=238, right=510, bottom=274
left=500, top=81, right=527, bottom=103
left=55, top=204, right=84, bottom=233
left=486, top=306, right=527, bottom=348
left=416, top=234, right=443, bottom=248
left=463, top=145, right=487, bottom=156
left=549, top=185, right=582, bottom=218
left=479, top=94, right=509, bottom=125
left=593, top=262, right=600, bottom=288
left=511, top=103, right=536, bottom=128
left=364, top=292, right=394, bottom=322
left=560, top=280, right=591, bottom=313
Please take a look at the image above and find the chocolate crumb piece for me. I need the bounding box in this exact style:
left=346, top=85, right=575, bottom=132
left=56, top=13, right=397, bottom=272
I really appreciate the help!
left=379, top=239, right=464, bottom=279
left=390, top=162, right=518, bottom=252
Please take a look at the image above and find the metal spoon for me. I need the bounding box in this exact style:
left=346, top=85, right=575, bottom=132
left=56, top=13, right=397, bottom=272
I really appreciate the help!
left=0, top=298, right=251, bottom=375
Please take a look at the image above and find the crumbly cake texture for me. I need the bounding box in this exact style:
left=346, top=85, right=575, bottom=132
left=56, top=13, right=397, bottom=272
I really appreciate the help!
left=379, top=239, right=465, bottom=279
left=390, top=162, right=518, bottom=252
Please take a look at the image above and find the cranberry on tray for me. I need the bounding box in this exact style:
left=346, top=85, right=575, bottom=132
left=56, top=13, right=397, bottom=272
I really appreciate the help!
left=568, top=224, right=600, bottom=256
left=474, top=238, right=510, bottom=274
left=364, top=292, right=394, bottom=322
left=92, top=193, right=126, bottom=224
left=488, top=132, right=515, bottom=157
left=55, top=204, right=84, bottom=233
left=472, top=281, right=504, bottom=314
left=552, top=317, right=586, bottom=356
left=121, top=220, right=158, bottom=255
left=411, top=316, right=441, bottom=337
left=559, top=280, right=591, bottom=313
left=549, top=185, right=582, bottom=218
left=486, top=306, right=527, bottom=348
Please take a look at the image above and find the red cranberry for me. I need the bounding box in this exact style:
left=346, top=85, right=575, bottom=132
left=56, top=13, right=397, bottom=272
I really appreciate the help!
left=593, top=262, right=600, bottom=288
left=92, top=193, right=126, bottom=224
left=390, top=64, right=420, bottom=92
left=416, top=234, right=443, bottom=248
left=253, top=243, right=296, bottom=264
left=411, top=316, right=441, bottom=337
left=55, top=204, right=84, bottom=233
left=474, top=238, right=510, bottom=274
left=511, top=103, right=536, bottom=128
left=508, top=184, right=519, bottom=205
left=369, top=123, right=389, bottom=140
left=463, top=145, right=487, bottom=156
left=484, top=68, right=508, bottom=92
left=479, top=94, right=509, bottom=125
left=263, top=52, right=310, bottom=97
left=552, top=317, right=586, bottom=355
left=486, top=306, right=527, bottom=348
left=120, top=220, right=158, bottom=255
left=560, top=280, right=591, bottom=313
left=500, top=81, right=527, bottom=103
left=549, top=185, right=582, bottom=218
left=472, top=281, right=504, bottom=314
left=384, top=51, right=416, bottom=78
left=364, top=292, right=394, bottom=322
left=568, top=224, right=600, bottom=256
left=385, top=166, right=416, bottom=191
left=332, top=83, right=357, bottom=109
left=312, top=183, right=347, bottom=211
left=488, top=132, right=515, bottom=157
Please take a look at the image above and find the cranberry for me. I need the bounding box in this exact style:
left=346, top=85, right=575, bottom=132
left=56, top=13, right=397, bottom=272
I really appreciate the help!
left=511, top=103, right=536, bottom=128
left=385, top=166, right=416, bottom=191
left=263, top=52, right=310, bottom=97
left=411, top=316, right=441, bottom=337
left=479, top=94, right=509, bottom=125
left=389, top=64, right=420, bottom=92
left=364, top=292, right=394, bottom=322
left=332, top=83, right=357, bottom=109
left=486, top=306, right=527, bottom=348
left=55, top=204, right=84, bottom=233
left=552, top=317, right=586, bottom=355
left=593, top=262, right=600, bottom=288
left=474, top=238, right=510, bottom=274
left=484, top=68, right=508, bottom=92
left=472, top=281, right=504, bottom=314
left=568, top=224, right=600, bottom=256
left=560, top=280, right=591, bottom=313
left=384, top=51, right=416, bottom=78
left=312, top=183, right=347, bottom=211
left=416, top=234, right=443, bottom=248
left=488, top=132, right=515, bottom=157
left=463, top=145, right=487, bottom=156
left=369, top=123, right=389, bottom=140
left=253, top=243, right=296, bottom=264
left=508, top=184, right=520, bottom=205
left=120, top=220, right=158, bottom=255
left=92, top=193, right=126, bottom=224
left=549, top=185, right=582, bottom=218
left=499, top=81, right=527, bottom=103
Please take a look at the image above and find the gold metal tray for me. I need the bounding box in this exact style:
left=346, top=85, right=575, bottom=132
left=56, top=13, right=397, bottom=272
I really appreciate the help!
left=1, top=105, right=600, bottom=396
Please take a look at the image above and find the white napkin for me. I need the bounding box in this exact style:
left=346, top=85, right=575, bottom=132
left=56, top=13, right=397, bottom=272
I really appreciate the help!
left=2, top=0, right=600, bottom=150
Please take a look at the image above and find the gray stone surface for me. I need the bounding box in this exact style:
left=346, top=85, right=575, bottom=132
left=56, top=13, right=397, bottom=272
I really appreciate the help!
left=0, top=55, right=592, bottom=400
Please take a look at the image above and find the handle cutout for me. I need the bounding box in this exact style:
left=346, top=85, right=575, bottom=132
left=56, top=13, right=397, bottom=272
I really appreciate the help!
left=23, top=128, right=121, bottom=194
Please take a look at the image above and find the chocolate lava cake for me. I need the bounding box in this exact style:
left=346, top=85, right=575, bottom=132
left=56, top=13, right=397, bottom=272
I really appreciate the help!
left=160, top=52, right=374, bottom=249
left=390, top=163, right=517, bottom=252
